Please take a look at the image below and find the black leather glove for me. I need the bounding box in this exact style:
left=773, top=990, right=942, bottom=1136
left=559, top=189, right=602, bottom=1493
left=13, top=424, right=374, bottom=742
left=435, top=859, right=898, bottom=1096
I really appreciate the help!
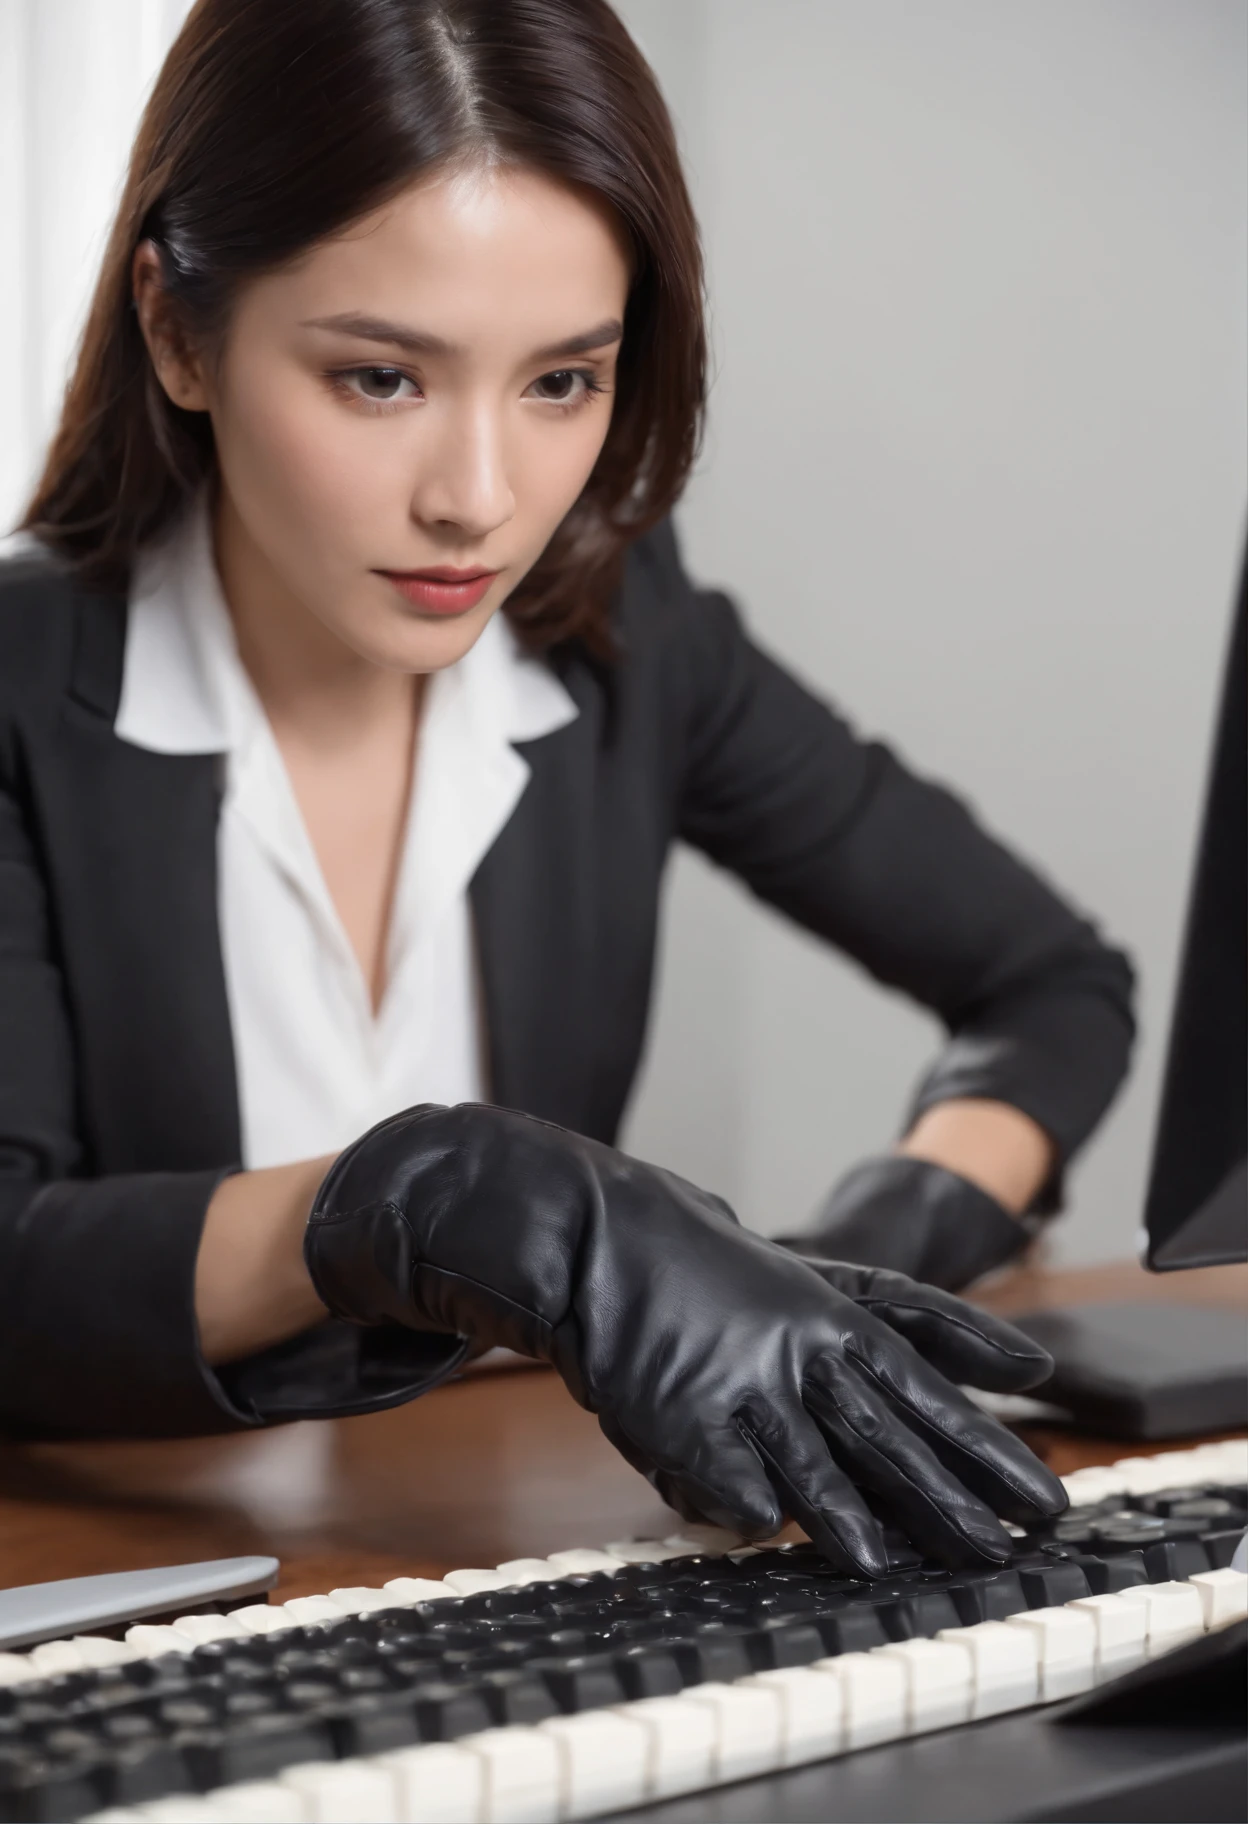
left=304, top=1104, right=1065, bottom=1577
left=786, top=1257, right=1053, bottom=1392
left=781, top=1156, right=1035, bottom=1292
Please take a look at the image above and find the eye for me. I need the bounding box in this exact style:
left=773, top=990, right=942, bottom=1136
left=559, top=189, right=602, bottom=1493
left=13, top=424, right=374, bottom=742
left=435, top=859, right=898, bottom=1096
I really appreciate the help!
left=526, top=368, right=598, bottom=406
left=339, top=367, right=421, bottom=404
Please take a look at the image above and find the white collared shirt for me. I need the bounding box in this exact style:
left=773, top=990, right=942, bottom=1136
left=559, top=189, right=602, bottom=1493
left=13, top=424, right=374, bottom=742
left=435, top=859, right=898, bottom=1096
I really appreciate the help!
left=115, top=504, right=578, bottom=1168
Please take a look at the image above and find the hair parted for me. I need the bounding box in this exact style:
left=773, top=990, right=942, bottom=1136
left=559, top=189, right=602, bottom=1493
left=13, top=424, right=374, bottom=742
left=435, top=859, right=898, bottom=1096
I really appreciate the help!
left=21, top=0, right=706, bottom=654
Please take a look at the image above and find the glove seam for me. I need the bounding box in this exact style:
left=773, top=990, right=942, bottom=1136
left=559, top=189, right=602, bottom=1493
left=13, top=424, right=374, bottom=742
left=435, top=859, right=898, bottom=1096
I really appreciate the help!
left=853, top=1296, right=1046, bottom=1365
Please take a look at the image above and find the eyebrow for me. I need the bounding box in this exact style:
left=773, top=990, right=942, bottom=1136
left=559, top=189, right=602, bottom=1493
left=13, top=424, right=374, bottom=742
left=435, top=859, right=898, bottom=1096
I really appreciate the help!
left=300, top=312, right=624, bottom=362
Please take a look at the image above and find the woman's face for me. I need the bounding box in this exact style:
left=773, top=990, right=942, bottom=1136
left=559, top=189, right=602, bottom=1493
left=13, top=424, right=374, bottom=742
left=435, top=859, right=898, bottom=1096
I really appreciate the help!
left=140, top=164, right=631, bottom=672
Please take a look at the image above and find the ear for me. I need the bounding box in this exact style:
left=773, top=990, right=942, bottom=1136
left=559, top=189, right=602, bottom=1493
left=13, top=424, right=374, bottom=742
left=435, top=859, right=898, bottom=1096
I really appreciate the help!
left=132, top=240, right=212, bottom=412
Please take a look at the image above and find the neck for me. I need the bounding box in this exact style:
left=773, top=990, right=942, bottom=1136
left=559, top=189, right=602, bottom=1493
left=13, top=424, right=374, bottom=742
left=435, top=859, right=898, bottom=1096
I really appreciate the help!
left=212, top=491, right=418, bottom=750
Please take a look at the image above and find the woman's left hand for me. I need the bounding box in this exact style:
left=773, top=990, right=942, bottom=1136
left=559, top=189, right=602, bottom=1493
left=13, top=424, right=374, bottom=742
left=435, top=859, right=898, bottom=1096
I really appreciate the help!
left=778, top=1155, right=1035, bottom=1292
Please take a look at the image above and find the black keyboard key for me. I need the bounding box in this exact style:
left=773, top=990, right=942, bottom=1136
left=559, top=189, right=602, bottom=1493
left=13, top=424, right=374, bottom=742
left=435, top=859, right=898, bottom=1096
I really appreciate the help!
left=612, top=1647, right=684, bottom=1700
left=1064, top=1552, right=1147, bottom=1594
left=1093, top=1518, right=1167, bottom=1551
left=1132, top=1488, right=1209, bottom=1516
left=670, top=1626, right=754, bottom=1684
left=179, top=1712, right=334, bottom=1790
left=872, top=1591, right=962, bottom=1642
left=381, top=1652, right=446, bottom=1686
left=478, top=1669, right=560, bottom=1727
left=1202, top=1529, right=1247, bottom=1570
left=156, top=1696, right=222, bottom=1733
left=749, top=1586, right=819, bottom=1617
left=410, top=1682, right=492, bottom=1742
left=319, top=1691, right=421, bottom=1757
left=1167, top=1496, right=1239, bottom=1524
left=532, top=1654, right=626, bottom=1714
left=748, top=1619, right=827, bottom=1670
left=0, top=1749, right=106, bottom=1824
left=812, top=1606, right=888, bottom=1656
left=1017, top=1561, right=1092, bottom=1607
left=1142, top=1538, right=1213, bottom=1582
left=606, top=1616, right=677, bottom=1646
left=107, top=1738, right=192, bottom=1808
left=948, top=1571, right=1027, bottom=1625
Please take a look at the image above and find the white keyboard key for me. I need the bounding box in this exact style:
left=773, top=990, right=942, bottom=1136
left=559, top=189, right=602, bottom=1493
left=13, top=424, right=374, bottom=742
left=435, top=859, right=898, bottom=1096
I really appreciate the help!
left=663, top=1526, right=747, bottom=1554
left=746, top=1667, right=844, bottom=1765
left=280, top=1760, right=395, bottom=1822
left=541, top=1549, right=622, bottom=1577
left=603, top=1539, right=692, bottom=1563
left=203, top=1780, right=308, bottom=1820
left=1067, top=1594, right=1148, bottom=1680
left=1005, top=1607, right=1097, bottom=1698
left=125, top=1624, right=191, bottom=1656
left=541, top=1710, right=651, bottom=1816
left=71, top=1635, right=139, bottom=1669
left=816, top=1651, right=907, bottom=1749
left=494, top=1559, right=563, bottom=1586
left=877, top=1637, right=973, bottom=1732
left=281, top=1596, right=347, bottom=1626
left=445, top=1569, right=515, bottom=1596
left=460, top=1724, right=561, bottom=1823
left=327, top=1587, right=405, bottom=1615
left=1060, top=1468, right=1128, bottom=1504
left=373, top=1743, right=482, bottom=1823
left=1119, top=1581, right=1206, bottom=1657
left=172, top=1613, right=250, bottom=1646
left=1113, top=1457, right=1188, bottom=1497
left=229, top=1604, right=299, bottom=1636
left=29, top=1639, right=90, bottom=1676
left=683, top=1680, right=785, bottom=1782
left=612, top=1695, right=717, bottom=1799
left=382, top=1577, right=457, bottom=1605
left=1199, top=1439, right=1248, bottom=1483
left=0, top=1653, right=39, bottom=1686
left=936, top=1620, right=1038, bottom=1718
left=1190, top=1568, right=1248, bottom=1629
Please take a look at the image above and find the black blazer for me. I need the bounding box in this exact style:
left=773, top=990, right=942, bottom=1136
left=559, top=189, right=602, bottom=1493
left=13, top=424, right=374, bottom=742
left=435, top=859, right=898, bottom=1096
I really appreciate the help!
left=0, top=523, right=1134, bottom=1440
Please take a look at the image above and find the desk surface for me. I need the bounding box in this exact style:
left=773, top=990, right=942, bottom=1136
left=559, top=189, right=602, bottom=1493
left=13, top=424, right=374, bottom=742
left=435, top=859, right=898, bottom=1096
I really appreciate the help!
left=3, top=1259, right=1245, bottom=1601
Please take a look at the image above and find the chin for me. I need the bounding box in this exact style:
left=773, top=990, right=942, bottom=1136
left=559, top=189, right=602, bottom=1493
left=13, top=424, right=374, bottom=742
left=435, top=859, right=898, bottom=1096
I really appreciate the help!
left=361, top=604, right=497, bottom=675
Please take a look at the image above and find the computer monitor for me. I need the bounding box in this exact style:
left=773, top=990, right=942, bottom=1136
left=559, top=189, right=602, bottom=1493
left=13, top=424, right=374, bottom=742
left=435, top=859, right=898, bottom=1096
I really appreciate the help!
left=1013, top=545, right=1247, bottom=1436
left=1144, top=546, right=1247, bottom=1271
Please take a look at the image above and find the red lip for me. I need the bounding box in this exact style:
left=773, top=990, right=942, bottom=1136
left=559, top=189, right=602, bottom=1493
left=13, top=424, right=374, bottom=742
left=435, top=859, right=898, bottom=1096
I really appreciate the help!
left=377, top=567, right=500, bottom=615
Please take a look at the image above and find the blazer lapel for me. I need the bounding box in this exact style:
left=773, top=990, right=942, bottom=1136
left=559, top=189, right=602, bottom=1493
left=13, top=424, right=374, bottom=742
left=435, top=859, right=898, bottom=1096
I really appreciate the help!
left=31, top=589, right=241, bottom=1174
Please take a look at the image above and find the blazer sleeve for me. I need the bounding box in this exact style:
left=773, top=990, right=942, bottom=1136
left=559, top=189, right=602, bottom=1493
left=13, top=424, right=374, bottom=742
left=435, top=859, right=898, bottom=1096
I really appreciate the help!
left=0, top=770, right=461, bottom=1441
left=647, top=528, right=1136, bottom=1207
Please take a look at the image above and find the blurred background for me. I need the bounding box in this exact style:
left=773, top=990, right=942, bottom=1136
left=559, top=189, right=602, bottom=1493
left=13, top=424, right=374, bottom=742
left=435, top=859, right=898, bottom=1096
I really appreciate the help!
left=1, top=0, right=1244, bottom=1264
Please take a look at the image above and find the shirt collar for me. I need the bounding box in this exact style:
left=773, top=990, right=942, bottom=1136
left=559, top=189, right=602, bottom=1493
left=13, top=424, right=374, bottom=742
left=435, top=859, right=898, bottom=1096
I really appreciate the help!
left=115, top=499, right=580, bottom=757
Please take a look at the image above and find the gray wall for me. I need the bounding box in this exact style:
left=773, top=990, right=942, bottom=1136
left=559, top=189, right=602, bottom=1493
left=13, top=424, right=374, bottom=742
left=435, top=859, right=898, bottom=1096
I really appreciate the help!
left=617, top=0, right=1247, bottom=1263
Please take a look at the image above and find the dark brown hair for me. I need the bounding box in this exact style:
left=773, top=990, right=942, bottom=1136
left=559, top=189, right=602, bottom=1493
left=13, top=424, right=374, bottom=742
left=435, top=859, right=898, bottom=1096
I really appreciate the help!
left=22, top=0, right=706, bottom=652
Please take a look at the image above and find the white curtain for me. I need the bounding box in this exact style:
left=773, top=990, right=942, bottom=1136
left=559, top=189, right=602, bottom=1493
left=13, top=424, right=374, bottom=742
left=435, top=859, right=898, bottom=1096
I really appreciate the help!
left=0, top=0, right=194, bottom=533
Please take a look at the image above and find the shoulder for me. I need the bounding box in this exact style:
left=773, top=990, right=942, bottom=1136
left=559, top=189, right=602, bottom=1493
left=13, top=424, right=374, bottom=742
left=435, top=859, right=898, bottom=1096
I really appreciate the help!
left=613, top=518, right=746, bottom=669
left=0, top=540, right=115, bottom=721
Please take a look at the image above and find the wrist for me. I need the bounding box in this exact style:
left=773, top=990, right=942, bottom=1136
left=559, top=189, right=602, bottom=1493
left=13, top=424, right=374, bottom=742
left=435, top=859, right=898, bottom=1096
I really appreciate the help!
left=898, top=1098, right=1055, bottom=1215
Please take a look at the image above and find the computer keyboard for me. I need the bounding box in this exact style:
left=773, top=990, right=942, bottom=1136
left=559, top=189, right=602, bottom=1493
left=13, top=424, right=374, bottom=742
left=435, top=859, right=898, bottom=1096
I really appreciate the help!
left=0, top=1440, right=1242, bottom=1823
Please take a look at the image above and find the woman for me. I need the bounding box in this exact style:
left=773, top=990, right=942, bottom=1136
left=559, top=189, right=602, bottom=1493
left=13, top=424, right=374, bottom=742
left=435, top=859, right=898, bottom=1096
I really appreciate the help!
left=0, top=0, right=1127, bottom=1572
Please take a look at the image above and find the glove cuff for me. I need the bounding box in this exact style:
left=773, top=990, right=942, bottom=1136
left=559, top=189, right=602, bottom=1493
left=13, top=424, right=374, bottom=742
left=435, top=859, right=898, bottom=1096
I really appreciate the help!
left=791, top=1154, right=1033, bottom=1292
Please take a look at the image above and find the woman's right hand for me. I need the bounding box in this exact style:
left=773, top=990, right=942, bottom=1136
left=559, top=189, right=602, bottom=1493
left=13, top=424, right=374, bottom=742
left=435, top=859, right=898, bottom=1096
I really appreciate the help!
left=304, top=1102, right=1066, bottom=1577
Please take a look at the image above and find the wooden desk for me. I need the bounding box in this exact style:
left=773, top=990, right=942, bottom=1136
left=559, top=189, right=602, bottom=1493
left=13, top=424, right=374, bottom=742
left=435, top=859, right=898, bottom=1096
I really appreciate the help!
left=2, top=1261, right=1245, bottom=1602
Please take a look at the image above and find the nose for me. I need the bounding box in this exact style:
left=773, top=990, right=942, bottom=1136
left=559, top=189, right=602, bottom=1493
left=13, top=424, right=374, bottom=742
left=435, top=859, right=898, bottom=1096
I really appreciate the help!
left=409, top=395, right=516, bottom=541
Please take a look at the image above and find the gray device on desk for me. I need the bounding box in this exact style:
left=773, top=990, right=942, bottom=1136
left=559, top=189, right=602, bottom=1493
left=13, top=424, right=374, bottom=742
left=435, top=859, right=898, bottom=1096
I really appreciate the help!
left=1013, top=550, right=1248, bottom=1441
